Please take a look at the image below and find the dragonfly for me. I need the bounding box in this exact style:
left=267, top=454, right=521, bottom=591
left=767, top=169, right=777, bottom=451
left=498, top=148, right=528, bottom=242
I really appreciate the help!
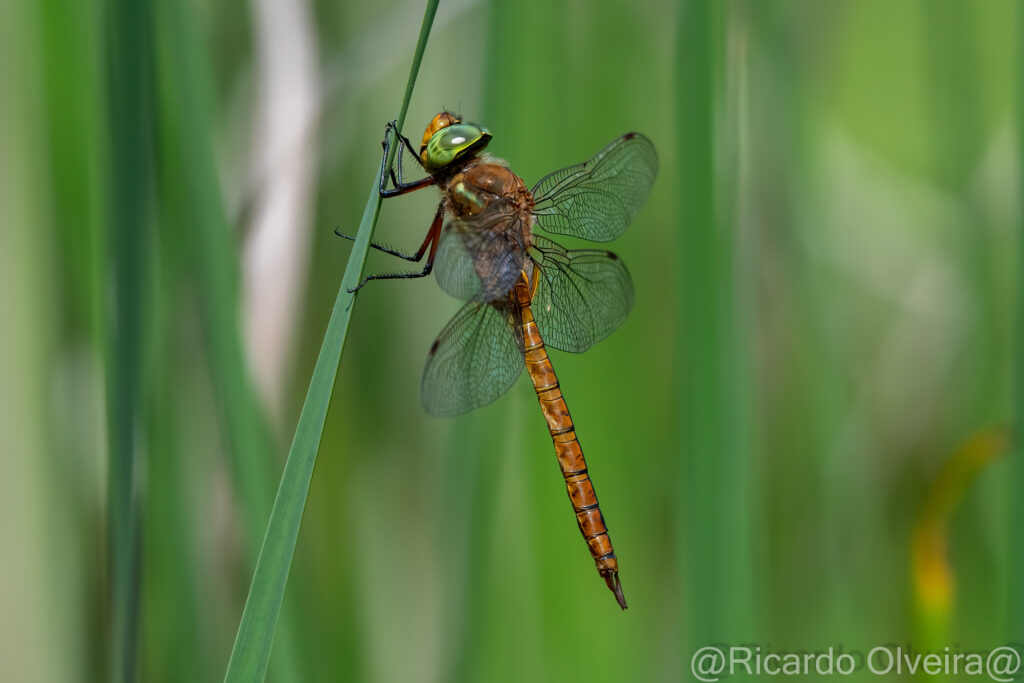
left=341, top=112, right=657, bottom=609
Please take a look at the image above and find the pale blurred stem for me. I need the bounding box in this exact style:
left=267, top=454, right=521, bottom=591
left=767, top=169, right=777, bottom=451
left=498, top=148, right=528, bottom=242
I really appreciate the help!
left=149, top=0, right=305, bottom=676
left=242, top=0, right=321, bottom=420
left=222, top=2, right=439, bottom=681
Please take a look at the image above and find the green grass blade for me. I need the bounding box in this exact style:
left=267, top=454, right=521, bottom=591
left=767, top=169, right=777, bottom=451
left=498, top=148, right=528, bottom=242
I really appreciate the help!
left=104, top=0, right=152, bottom=678
left=675, top=0, right=754, bottom=649
left=1009, top=0, right=1024, bottom=643
left=223, top=2, right=439, bottom=680
left=675, top=0, right=718, bottom=648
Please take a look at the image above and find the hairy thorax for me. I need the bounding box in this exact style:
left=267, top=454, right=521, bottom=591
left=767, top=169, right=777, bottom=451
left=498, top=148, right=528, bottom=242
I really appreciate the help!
left=443, top=154, right=535, bottom=243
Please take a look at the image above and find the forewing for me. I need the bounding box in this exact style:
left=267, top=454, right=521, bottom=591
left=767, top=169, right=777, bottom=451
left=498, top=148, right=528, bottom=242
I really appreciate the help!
left=421, top=298, right=525, bottom=417
left=530, top=235, right=634, bottom=354
left=531, top=133, right=658, bottom=242
left=433, top=203, right=529, bottom=302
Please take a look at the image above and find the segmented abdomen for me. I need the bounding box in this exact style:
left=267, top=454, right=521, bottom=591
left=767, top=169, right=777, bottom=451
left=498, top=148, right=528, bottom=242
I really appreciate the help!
left=515, top=281, right=627, bottom=609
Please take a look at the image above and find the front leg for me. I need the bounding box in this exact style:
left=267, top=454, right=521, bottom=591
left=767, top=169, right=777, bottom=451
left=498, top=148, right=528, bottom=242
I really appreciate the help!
left=387, top=119, right=420, bottom=160
left=379, top=121, right=434, bottom=198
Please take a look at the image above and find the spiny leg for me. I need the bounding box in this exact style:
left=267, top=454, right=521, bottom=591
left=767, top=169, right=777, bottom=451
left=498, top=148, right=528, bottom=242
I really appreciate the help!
left=379, top=120, right=433, bottom=198
left=333, top=227, right=421, bottom=262
left=347, top=203, right=445, bottom=293
left=336, top=124, right=435, bottom=253
left=389, top=120, right=420, bottom=161
left=334, top=199, right=442, bottom=262
left=334, top=121, right=439, bottom=272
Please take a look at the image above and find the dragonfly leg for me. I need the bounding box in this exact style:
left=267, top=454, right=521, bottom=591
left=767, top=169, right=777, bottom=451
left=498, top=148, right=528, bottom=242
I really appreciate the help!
left=347, top=203, right=444, bottom=293
left=388, top=119, right=420, bottom=160
left=334, top=200, right=441, bottom=262
left=379, top=121, right=434, bottom=198
left=333, top=227, right=420, bottom=261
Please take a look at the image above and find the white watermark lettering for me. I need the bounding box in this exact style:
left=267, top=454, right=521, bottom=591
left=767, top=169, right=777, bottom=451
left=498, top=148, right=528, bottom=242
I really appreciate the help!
left=689, top=644, right=1021, bottom=681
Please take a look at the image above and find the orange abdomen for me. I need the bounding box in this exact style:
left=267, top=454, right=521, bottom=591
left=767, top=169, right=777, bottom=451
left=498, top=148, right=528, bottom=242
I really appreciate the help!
left=514, top=278, right=627, bottom=609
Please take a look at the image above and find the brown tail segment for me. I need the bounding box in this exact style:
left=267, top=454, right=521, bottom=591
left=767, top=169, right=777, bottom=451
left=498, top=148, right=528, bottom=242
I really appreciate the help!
left=515, top=280, right=627, bottom=610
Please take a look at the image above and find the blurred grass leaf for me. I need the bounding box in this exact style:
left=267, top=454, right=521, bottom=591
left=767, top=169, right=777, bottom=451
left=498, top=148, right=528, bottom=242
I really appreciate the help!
left=675, top=0, right=755, bottom=647
left=912, top=428, right=1008, bottom=647
left=104, top=0, right=152, bottom=678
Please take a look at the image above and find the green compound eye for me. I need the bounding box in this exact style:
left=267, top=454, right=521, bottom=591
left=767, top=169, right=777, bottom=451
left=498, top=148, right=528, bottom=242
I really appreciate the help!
left=423, top=123, right=491, bottom=172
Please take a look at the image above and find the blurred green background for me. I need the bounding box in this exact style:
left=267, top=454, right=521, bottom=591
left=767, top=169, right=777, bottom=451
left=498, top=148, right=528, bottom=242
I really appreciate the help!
left=2, top=0, right=1022, bottom=680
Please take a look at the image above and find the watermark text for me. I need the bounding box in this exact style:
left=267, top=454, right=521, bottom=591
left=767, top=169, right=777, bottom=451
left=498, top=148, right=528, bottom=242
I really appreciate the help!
left=690, top=644, right=1021, bottom=681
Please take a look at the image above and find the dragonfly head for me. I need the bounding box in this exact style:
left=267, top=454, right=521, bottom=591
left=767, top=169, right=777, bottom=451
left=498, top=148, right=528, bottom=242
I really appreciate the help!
left=420, top=111, right=491, bottom=173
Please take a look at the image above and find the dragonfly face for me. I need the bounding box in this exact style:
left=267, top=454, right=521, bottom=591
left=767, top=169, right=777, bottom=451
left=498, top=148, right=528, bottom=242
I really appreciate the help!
left=351, top=114, right=658, bottom=609
left=419, top=112, right=492, bottom=173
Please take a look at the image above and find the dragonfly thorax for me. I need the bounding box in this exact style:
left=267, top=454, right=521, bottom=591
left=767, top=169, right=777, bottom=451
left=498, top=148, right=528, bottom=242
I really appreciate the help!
left=446, top=163, right=533, bottom=216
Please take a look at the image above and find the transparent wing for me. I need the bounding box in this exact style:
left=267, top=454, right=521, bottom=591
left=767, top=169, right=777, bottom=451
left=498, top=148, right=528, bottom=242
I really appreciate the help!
left=529, top=235, right=634, bottom=354
left=421, top=297, right=525, bottom=417
left=531, top=133, right=658, bottom=242
left=433, top=202, right=529, bottom=302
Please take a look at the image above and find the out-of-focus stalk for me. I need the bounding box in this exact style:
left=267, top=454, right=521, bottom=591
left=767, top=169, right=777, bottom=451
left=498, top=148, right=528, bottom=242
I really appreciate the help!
left=1009, top=2, right=1024, bottom=644
left=675, top=0, right=754, bottom=653
left=913, top=428, right=1008, bottom=647
left=104, top=0, right=153, bottom=678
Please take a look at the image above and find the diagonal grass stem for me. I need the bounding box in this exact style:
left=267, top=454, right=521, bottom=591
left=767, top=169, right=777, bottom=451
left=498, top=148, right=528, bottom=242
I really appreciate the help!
left=222, top=2, right=439, bottom=681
